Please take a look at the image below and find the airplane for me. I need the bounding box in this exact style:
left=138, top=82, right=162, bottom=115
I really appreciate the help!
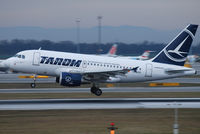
left=0, top=24, right=198, bottom=96
left=119, top=50, right=154, bottom=60
left=187, top=54, right=200, bottom=64
left=105, top=44, right=153, bottom=60
left=106, top=44, right=118, bottom=56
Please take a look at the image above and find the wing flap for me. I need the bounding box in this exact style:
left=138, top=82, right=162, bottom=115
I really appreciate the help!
left=82, top=68, right=134, bottom=82
left=82, top=66, right=140, bottom=82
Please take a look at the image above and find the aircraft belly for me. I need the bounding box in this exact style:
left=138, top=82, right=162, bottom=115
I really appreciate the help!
left=110, top=73, right=145, bottom=83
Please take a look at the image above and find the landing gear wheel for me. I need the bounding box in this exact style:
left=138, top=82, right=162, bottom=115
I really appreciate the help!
left=94, top=88, right=102, bottom=96
left=90, top=86, right=96, bottom=94
left=31, top=83, right=36, bottom=88
left=90, top=83, right=102, bottom=96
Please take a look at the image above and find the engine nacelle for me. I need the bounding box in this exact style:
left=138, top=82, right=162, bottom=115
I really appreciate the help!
left=59, top=72, right=82, bottom=86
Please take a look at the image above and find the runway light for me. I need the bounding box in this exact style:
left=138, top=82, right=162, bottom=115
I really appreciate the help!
left=110, top=122, right=115, bottom=126
left=107, top=122, right=118, bottom=134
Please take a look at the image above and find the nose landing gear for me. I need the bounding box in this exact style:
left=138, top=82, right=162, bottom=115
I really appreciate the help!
left=30, top=74, right=36, bottom=88
left=30, top=83, right=36, bottom=88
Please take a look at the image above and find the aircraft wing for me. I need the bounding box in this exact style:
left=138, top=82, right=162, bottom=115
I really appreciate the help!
left=83, top=69, right=129, bottom=82
left=82, top=67, right=139, bottom=82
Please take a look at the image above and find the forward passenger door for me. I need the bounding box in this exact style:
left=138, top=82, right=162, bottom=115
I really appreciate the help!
left=32, top=52, right=40, bottom=66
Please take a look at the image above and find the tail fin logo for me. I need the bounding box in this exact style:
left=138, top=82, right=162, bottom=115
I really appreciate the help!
left=109, top=46, right=117, bottom=55
left=152, top=24, right=198, bottom=66
left=108, top=44, right=117, bottom=55
left=163, top=35, right=190, bottom=62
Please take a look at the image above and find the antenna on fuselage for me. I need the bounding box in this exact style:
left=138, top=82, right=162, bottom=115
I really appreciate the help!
left=39, top=47, right=42, bottom=50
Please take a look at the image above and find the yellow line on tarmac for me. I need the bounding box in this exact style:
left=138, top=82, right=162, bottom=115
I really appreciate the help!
left=149, top=83, right=180, bottom=87
left=18, top=75, right=49, bottom=79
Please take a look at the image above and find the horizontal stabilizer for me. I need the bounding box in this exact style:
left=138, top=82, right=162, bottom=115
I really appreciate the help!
left=165, top=69, right=194, bottom=74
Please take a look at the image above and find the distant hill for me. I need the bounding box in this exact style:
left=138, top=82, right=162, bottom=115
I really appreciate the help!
left=0, top=25, right=199, bottom=45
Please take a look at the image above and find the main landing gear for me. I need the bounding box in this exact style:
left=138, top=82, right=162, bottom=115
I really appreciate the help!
left=90, top=83, right=102, bottom=96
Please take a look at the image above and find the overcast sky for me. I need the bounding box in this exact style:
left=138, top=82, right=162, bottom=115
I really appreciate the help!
left=0, top=0, right=200, bottom=30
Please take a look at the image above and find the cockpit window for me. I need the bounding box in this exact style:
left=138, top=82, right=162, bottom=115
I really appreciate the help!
left=13, top=54, right=25, bottom=59
left=13, top=54, right=18, bottom=57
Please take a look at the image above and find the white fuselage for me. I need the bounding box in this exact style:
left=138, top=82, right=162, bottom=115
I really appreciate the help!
left=2, top=50, right=195, bottom=83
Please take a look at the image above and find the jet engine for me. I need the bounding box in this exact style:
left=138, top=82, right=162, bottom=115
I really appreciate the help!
left=57, top=72, right=82, bottom=86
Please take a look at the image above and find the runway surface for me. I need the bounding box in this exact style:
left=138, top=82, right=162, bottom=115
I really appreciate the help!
left=0, top=73, right=55, bottom=83
left=0, top=73, right=200, bottom=83
left=0, top=87, right=200, bottom=93
left=0, top=98, right=200, bottom=110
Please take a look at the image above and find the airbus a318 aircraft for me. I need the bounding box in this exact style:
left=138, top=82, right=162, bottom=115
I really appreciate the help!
left=0, top=24, right=198, bottom=96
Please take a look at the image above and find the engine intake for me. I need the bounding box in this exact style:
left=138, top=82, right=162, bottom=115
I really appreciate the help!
left=59, top=72, right=82, bottom=86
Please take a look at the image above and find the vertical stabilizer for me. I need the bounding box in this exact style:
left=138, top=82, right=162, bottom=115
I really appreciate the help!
left=107, top=44, right=117, bottom=56
left=152, top=24, right=198, bottom=66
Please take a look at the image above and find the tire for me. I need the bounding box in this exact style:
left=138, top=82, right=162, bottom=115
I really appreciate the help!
left=95, top=89, right=102, bottom=96
left=31, top=83, right=36, bottom=88
left=90, top=86, right=96, bottom=94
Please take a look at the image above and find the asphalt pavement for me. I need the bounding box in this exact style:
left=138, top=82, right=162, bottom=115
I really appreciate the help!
left=0, top=98, right=200, bottom=110
left=0, top=87, right=200, bottom=93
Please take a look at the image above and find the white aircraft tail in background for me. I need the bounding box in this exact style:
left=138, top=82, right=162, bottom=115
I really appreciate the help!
left=117, top=50, right=154, bottom=60
left=107, top=44, right=117, bottom=56
left=129, top=50, right=154, bottom=60
left=99, top=44, right=117, bottom=57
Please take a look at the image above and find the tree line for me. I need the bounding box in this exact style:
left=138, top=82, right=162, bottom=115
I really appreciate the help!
left=0, top=39, right=200, bottom=59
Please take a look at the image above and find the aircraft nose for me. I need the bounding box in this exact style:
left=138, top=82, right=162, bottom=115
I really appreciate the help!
left=2, top=59, right=11, bottom=68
